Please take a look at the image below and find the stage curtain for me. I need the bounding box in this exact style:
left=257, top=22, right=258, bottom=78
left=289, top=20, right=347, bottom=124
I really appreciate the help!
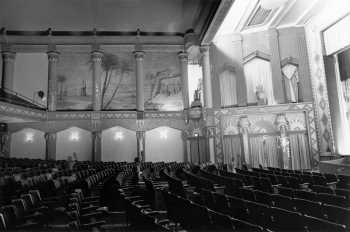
left=223, top=135, right=241, bottom=170
left=219, top=70, right=237, bottom=107
left=249, top=135, right=279, bottom=168
left=189, top=137, right=208, bottom=164
left=289, top=133, right=311, bottom=170
left=244, top=58, right=275, bottom=105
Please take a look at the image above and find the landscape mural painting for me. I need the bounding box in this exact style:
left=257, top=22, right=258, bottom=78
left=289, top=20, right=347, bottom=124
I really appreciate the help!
left=144, top=52, right=183, bottom=111
left=55, top=51, right=181, bottom=111
left=56, top=52, right=92, bottom=110
left=99, top=52, right=136, bottom=110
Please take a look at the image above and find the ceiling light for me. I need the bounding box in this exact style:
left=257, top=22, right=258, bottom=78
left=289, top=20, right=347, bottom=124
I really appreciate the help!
left=69, top=131, right=79, bottom=141
left=114, top=131, right=124, bottom=141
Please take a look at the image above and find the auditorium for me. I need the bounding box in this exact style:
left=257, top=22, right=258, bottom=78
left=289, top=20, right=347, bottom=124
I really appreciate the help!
left=0, top=0, right=349, bottom=231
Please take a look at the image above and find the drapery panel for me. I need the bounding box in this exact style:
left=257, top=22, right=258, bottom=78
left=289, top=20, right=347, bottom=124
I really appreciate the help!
left=289, top=132, right=311, bottom=170
left=282, top=64, right=299, bottom=103
left=189, top=137, right=209, bottom=164
left=244, top=58, right=275, bottom=105
left=249, top=135, right=279, bottom=168
left=219, top=70, right=237, bottom=107
left=223, top=135, right=241, bottom=170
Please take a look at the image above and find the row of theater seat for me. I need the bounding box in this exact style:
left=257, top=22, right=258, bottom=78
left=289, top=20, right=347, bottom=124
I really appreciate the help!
left=117, top=162, right=188, bottom=231
left=177, top=166, right=350, bottom=231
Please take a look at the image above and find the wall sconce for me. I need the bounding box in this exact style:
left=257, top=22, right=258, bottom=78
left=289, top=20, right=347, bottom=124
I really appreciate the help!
left=69, top=131, right=79, bottom=141
left=25, top=132, right=34, bottom=143
left=114, top=131, right=124, bottom=141
left=159, top=129, right=168, bottom=139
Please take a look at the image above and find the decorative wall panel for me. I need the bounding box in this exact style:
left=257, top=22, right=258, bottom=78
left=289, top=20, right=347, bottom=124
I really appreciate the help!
left=144, top=52, right=183, bottom=111
left=100, top=52, right=136, bottom=110
left=214, top=103, right=319, bottom=167
left=56, top=52, right=92, bottom=110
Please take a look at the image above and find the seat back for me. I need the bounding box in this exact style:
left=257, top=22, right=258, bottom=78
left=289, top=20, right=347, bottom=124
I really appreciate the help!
left=304, top=215, right=346, bottom=232
left=212, top=192, right=230, bottom=214
left=208, top=210, right=234, bottom=230
left=269, top=207, right=304, bottom=231
left=271, top=194, right=295, bottom=211
left=294, top=198, right=323, bottom=218
left=323, top=203, right=350, bottom=227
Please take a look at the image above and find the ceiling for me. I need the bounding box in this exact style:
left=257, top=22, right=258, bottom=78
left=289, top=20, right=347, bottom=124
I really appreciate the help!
left=214, top=0, right=324, bottom=38
left=0, top=0, right=221, bottom=44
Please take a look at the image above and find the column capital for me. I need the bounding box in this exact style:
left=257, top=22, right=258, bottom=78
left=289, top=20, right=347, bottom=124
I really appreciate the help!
left=133, top=51, right=145, bottom=60
left=2, top=51, right=16, bottom=61
left=238, top=116, right=250, bottom=133
left=200, top=45, right=210, bottom=54
left=91, top=50, right=104, bottom=62
left=47, top=51, right=60, bottom=62
left=275, top=113, right=289, bottom=132
left=178, top=51, right=188, bottom=61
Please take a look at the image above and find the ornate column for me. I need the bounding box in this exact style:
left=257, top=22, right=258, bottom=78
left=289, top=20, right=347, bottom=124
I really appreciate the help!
left=0, top=131, right=11, bottom=157
left=45, top=132, right=57, bottom=160
left=268, top=28, right=285, bottom=104
left=134, top=51, right=145, bottom=112
left=181, top=130, right=189, bottom=162
left=205, top=126, right=216, bottom=163
left=200, top=45, right=213, bottom=108
left=134, top=50, right=145, bottom=161
left=92, top=131, right=102, bottom=162
left=91, top=50, right=103, bottom=111
left=136, top=119, right=145, bottom=161
left=178, top=51, right=189, bottom=110
left=238, top=116, right=250, bottom=166
left=200, top=45, right=216, bottom=163
left=1, top=51, right=16, bottom=90
left=275, top=113, right=290, bottom=169
left=47, top=51, right=59, bottom=111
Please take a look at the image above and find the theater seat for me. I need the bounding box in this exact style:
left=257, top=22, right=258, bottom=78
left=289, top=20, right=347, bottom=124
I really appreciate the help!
left=303, top=215, right=346, bottom=232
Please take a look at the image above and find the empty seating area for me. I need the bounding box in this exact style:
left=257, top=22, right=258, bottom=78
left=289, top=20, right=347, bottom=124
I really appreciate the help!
left=167, top=165, right=350, bottom=231
left=0, top=156, right=349, bottom=231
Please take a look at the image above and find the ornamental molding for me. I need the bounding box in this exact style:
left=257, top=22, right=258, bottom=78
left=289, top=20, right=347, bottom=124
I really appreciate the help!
left=0, top=101, right=46, bottom=120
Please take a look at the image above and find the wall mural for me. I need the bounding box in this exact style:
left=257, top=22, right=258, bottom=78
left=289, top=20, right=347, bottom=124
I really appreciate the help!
left=144, top=52, right=183, bottom=111
left=56, top=51, right=182, bottom=111
left=100, top=52, right=136, bottom=110
left=56, top=52, right=92, bottom=110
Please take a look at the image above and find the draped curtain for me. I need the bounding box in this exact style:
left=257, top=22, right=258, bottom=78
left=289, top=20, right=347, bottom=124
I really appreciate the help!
left=189, top=137, right=209, bottom=164
left=289, top=133, right=311, bottom=170
left=223, top=135, right=241, bottom=170
left=248, top=135, right=279, bottom=168
left=219, top=70, right=237, bottom=107
left=244, top=58, right=275, bottom=105
left=282, top=64, right=299, bottom=103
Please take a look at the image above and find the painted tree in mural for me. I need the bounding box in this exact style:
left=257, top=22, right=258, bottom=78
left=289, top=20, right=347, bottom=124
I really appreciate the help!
left=99, top=53, right=132, bottom=109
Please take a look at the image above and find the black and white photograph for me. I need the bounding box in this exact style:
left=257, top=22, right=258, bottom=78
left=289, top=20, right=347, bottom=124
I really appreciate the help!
left=0, top=0, right=349, bottom=231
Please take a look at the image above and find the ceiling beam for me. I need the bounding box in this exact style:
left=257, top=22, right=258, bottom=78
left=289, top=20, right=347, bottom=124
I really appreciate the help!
left=201, top=0, right=235, bottom=45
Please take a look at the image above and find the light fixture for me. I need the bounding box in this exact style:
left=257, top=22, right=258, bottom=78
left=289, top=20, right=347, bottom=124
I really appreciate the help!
left=25, top=132, right=34, bottom=143
left=194, top=132, right=199, bottom=137
left=159, top=129, right=168, bottom=139
left=260, top=0, right=288, bottom=9
left=69, top=131, right=79, bottom=141
left=114, top=131, right=124, bottom=141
